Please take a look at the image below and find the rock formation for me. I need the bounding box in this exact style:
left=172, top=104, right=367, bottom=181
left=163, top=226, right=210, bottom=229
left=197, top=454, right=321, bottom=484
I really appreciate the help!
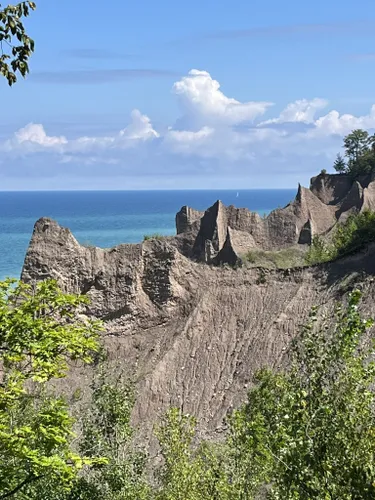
left=20, top=172, right=375, bottom=442
left=172, top=172, right=375, bottom=265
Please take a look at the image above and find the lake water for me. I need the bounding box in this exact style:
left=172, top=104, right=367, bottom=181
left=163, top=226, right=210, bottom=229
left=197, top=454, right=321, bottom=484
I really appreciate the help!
left=0, top=189, right=296, bottom=280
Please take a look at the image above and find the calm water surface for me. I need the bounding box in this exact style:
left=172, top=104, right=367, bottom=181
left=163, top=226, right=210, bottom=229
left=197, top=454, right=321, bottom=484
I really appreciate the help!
left=0, top=189, right=296, bottom=280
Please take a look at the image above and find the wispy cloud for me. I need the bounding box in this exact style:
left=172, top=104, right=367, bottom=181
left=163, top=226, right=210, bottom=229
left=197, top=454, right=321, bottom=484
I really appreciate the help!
left=174, top=20, right=375, bottom=44
left=30, top=68, right=180, bottom=85
left=61, top=48, right=135, bottom=60
left=348, top=53, right=375, bottom=62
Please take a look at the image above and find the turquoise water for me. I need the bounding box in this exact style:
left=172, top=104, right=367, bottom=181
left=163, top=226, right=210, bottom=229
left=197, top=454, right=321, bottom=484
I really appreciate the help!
left=0, top=189, right=296, bottom=280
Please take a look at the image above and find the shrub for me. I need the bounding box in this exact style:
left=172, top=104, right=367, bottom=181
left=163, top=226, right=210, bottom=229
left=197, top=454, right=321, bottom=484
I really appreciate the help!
left=256, top=269, right=267, bottom=284
left=305, top=235, right=333, bottom=265
left=66, top=366, right=150, bottom=500
left=155, top=408, right=231, bottom=500
left=306, top=210, right=375, bottom=265
left=243, top=247, right=306, bottom=269
left=333, top=210, right=375, bottom=256
left=143, top=233, right=164, bottom=241
left=21, top=365, right=150, bottom=500
left=229, top=290, right=375, bottom=498
left=244, top=251, right=257, bottom=264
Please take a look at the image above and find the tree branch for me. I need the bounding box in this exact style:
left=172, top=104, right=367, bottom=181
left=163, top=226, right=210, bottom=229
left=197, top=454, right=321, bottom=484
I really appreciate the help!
left=0, top=474, right=41, bottom=499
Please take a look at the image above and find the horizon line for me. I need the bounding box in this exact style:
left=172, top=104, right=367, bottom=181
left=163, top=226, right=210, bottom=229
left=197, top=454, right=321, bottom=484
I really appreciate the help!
left=0, top=187, right=297, bottom=193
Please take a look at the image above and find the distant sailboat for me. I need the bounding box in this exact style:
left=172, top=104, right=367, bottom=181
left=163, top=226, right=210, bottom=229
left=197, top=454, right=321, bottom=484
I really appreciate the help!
left=236, top=192, right=239, bottom=197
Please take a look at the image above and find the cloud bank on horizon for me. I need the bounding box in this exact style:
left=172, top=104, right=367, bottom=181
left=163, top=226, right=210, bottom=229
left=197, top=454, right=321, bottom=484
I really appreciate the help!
left=2, top=69, right=375, bottom=190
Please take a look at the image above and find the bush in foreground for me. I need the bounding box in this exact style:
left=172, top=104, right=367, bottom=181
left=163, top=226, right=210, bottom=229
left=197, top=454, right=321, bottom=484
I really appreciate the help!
left=3, top=282, right=375, bottom=499
left=0, top=279, right=104, bottom=498
left=230, top=290, right=375, bottom=498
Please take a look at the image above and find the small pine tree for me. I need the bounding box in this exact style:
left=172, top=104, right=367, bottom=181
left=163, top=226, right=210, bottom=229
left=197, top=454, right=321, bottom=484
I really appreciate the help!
left=333, top=153, right=347, bottom=173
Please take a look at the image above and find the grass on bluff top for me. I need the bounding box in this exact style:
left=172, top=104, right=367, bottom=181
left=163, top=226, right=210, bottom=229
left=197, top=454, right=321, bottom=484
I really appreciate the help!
left=143, top=233, right=164, bottom=241
left=242, top=246, right=307, bottom=269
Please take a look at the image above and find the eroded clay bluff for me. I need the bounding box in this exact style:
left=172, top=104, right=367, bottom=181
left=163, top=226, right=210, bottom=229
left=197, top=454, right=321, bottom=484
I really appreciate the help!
left=172, top=171, right=375, bottom=265
left=20, top=172, right=375, bottom=440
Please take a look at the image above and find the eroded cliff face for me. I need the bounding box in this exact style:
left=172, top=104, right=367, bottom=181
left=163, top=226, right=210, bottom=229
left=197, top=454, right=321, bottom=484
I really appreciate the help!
left=173, top=172, right=375, bottom=265
left=20, top=173, right=375, bottom=441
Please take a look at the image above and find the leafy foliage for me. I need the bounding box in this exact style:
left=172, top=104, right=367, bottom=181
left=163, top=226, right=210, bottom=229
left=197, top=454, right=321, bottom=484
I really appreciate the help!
left=155, top=408, right=230, bottom=500
left=3, top=283, right=375, bottom=499
left=0, top=2, right=36, bottom=85
left=0, top=279, right=103, bottom=498
left=305, top=235, right=333, bottom=265
left=333, top=153, right=346, bottom=173
left=66, top=366, right=150, bottom=500
left=306, top=210, right=375, bottom=264
left=332, top=210, right=375, bottom=256
left=230, top=290, right=375, bottom=498
left=333, top=129, right=375, bottom=177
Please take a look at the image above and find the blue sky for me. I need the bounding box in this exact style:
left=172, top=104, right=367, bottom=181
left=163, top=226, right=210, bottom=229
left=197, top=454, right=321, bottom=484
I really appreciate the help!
left=1, top=0, right=375, bottom=190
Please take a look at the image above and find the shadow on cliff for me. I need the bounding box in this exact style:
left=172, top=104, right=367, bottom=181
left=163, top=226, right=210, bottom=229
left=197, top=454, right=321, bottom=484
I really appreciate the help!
left=319, top=243, right=375, bottom=291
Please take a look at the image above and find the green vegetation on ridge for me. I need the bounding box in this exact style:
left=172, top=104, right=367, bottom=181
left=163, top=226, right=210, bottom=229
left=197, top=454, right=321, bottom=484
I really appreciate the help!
left=143, top=234, right=164, bottom=241
left=333, top=129, right=375, bottom=178
left=243, top=246, right=306, bottom=269
left=306, top=210, right=375, bottom=265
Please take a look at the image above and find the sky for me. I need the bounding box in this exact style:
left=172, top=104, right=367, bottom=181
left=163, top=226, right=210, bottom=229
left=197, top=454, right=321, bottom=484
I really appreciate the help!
left=1, top=0, right=375, bottom=190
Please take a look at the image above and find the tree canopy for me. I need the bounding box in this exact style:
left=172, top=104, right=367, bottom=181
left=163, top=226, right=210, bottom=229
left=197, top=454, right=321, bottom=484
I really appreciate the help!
left=0, top=279, right=103, bottom=498
left=333, top=129, right=375, bottom=177
left=0, top=2, right=36, bottom=85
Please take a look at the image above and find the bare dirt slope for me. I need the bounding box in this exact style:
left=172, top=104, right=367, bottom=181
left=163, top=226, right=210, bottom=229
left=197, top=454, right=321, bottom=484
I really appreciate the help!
left=21, top=212, right=375, bottom=441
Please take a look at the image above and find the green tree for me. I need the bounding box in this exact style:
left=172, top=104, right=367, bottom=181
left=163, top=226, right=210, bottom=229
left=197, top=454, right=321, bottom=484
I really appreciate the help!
left=230, top=291, right=375, bottom=498
left=155, top=408, right=230, bottom=500
left=0, top=279, right=104, bottom=498
left=334, top=129, right=375, bottom=177
left=64, top=366, right=150, bottom=500
left=0, top=2, right=36, bottom=85
left=305, top=235, right=333, bottom=265
left=344, top=129, right=370, bottom=165
left=333, top=153, right=346, bottom=173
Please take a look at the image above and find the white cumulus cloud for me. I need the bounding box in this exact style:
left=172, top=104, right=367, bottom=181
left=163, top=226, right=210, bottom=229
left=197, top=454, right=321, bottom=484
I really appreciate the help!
left=173, top=69, right=273, bottom=126
left=2, top=69, right=375, bottom=188
left=3, top=111, right=159, bottom=157
left=165, top=126, right=214, bottom=154
left=69, top=110, right=159, bottom=152
left=2, top=123, right=67, bottom=153
left=119, top=109, right=159, bottom=141
left=262, top=98, right=328, bottom=125
left=313, top=105, right=375, bottom=136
